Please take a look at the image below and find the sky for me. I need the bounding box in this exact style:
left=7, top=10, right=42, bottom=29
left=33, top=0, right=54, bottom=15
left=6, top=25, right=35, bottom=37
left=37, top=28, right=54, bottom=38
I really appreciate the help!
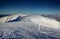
left=0, top=0, right=60, bottom=14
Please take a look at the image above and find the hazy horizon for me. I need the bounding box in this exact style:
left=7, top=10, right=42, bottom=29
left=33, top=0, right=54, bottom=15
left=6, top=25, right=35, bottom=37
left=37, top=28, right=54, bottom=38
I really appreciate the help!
left=0, top=0, right=60, bottom=14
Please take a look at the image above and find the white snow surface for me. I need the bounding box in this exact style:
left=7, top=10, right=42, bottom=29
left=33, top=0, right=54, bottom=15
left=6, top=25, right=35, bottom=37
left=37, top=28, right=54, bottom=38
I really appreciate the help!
left=31, top=15, right=60, bottom=29
left=0, top=14, right=28, bottom=23
left=0, top=14, right=60, bottom=39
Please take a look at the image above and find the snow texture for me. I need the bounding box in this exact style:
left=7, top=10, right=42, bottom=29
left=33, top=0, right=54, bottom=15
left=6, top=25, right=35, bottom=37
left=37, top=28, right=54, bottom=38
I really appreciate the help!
left=0, top=14, right=60, bottom=39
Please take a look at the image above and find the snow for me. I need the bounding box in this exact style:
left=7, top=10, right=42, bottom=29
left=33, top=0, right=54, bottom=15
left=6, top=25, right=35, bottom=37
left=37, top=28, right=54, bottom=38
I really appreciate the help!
left=0, top=14, right=28, bottom=23
left=0, top=14, right=60, bottom=39
left=31, top=15, right=60, bottom=29
left=0, top=14, right=60, bottom=29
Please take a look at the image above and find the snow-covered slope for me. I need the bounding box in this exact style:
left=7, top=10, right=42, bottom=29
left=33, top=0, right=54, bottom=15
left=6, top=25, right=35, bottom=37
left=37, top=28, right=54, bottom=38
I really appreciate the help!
left=0, top=14, right=28, bottom=23
left=31, top=16, right=60, bottom=29
left=0, top=14, right=60, bottom=39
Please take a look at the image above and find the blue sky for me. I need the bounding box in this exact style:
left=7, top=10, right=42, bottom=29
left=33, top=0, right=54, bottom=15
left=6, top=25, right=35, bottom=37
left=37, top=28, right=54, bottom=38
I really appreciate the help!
left=0, top=0, right=60, bottom=14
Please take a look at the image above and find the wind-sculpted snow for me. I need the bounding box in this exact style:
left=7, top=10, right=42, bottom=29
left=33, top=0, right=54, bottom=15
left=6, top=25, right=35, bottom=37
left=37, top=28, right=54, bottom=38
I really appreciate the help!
left=0, top=22, right=39, bottom=39
left=31, top=15, right=60, bottom=29
left=0, top=14, right=28, bottom=23
left=0, top=14, right=60, bottom=39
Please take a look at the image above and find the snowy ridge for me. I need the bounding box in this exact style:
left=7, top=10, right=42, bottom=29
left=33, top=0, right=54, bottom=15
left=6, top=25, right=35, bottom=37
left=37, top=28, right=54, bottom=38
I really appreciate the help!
left=31, top=15, right=60, bottom=29
left=0, top=14, right=60, bottom=29
left=0, top=14, right=28, bottom=23
left=0, top=14, right=60, bottom=39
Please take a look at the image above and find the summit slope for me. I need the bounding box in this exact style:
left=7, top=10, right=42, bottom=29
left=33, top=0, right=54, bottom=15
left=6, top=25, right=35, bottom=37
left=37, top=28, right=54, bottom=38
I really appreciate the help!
left=0, top=14, right=60, bottom=39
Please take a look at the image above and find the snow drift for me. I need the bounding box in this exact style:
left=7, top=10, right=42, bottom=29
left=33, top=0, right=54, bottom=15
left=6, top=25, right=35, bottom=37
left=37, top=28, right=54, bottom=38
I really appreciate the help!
left=31, top=16, right=60, bottom=29
left=0, top=14, right=28, bottom=23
